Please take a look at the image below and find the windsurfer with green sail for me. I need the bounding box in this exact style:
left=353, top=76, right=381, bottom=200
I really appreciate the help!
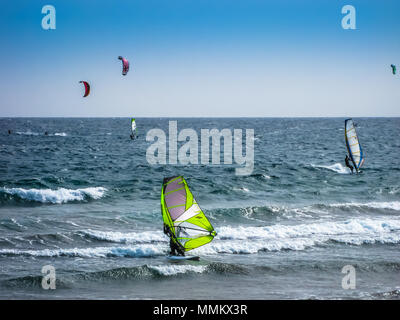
left=130, top=118, right=137, bottom=140
left=161, top=176, right=217, bottom=259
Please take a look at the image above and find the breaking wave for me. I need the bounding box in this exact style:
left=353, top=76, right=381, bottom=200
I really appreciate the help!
left=3, top=216, right=399, bottom=258
left=311, top=163, right=351, bottom=174
left=81, top=229, right=165, bottom=244
left=0, top=187, right=107, bottom=204
left=0, top=244, right=166, bottom=258
left=195, top=217, right=400, bottom=254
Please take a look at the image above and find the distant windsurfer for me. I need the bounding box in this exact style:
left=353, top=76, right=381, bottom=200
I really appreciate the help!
left=345, top=155, right=354, bottom=174
left=163, top=224, right=185, bottom=256
left=130, top=133, right=135, bottom=140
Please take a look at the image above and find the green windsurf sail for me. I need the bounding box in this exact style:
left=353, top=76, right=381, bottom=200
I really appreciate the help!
left=130, top=118, right=137, bottom=138
left=161, top=176, right=217, bottom=252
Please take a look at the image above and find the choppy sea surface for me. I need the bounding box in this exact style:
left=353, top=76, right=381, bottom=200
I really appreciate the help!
left=0, top=117, right=399, bottom=300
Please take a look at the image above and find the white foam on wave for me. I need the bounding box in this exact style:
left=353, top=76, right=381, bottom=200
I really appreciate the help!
left=1, top=187, right=107, bottom=204
left=217, top=218, right=400, bottom=241
left=83, top=229, right=165, bottom=244
left=54, top=132, right=67, bottom=137
left=389, top=187, right=400, bottom=195
left=329, top=201, right=400, bottom=211
left=149, top=265, right=207, bottom=276
left=0, top=244, right=165, bottom=258
left=3, top=217, right=400, bottom=258
left=190, top=217, right=400, bottom=255
left=312, top=163, right=350, bottom=174
left=16, top=131, right=39, bottom=136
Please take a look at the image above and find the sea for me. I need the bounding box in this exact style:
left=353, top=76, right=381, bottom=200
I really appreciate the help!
left=0, top=117, right=399, bottom=300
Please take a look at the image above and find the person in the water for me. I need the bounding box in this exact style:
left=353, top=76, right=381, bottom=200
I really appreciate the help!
left=345, top=155, right=354, bottom=174
left=8, top=130, right=11, bottom=135
left=44, top=131, right=48, bottom=136
left=163, top=224, right=185, bottom=256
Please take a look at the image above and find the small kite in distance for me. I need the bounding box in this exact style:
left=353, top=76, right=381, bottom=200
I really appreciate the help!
left=79, top=81, right=90, bottom=97
left=118, top=56, right=130, bottom=76
left=391, top=64, right=396, bottom=75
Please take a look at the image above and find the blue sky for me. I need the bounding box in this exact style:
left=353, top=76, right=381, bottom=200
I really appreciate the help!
left=0, top=0, right=399, bottom=117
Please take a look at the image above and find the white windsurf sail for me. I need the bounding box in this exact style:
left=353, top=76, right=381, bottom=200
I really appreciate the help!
left=345, top=119, right=365, bottom=171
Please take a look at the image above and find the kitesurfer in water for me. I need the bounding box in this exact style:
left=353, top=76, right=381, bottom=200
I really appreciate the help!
left=163, top=224, right=185, bottom=256
left=345, top=155, right=354, bottom=174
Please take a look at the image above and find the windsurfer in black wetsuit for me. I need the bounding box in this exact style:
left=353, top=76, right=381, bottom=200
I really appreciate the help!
left=163, top=224, right=185, bottom=256
left=345, top=155, right=354, bottom=174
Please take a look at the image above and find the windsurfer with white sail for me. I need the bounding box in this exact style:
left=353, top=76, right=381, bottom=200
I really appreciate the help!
left=344, top=119, right=364, bottom=174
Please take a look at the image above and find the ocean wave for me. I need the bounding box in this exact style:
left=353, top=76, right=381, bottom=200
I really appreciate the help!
left=328, top=201, right=400, bottom=211
left=216, top=218, right=400, bottom=241
left=208, top=200, right=400, bottom=223
left=3, top=275, right=69, bottom=289
left=16, top=131, right=39, bottom=136
left=0, top=187, right=107, bottom=204
left=0, top=244, right=166, bottom=258
left=192, top=217, right=400, bottom=254
left=81, top=229, right=166, bottom=244
left=311, top=163, right=350, bottom=174
left=372, top=289, right=400, bottom=299
left=389, top=187, right=400, bottom=195
left=54, top=132, right=67, bottom=137
left=149, top=265, right=207, bottom=276
left=1, top=262, right=247, bottom=289
left=1, top=218, right=399, bottom=259
left=0, top=229, right=168, bottom=247
left=2, top=215, right=400, bottom=258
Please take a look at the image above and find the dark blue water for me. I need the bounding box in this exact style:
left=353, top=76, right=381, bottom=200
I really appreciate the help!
left=0, top=118, right=399, bottom=299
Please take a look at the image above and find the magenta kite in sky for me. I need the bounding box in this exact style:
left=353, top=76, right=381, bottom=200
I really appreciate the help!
left=118, top=56, right=129, bottom=76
